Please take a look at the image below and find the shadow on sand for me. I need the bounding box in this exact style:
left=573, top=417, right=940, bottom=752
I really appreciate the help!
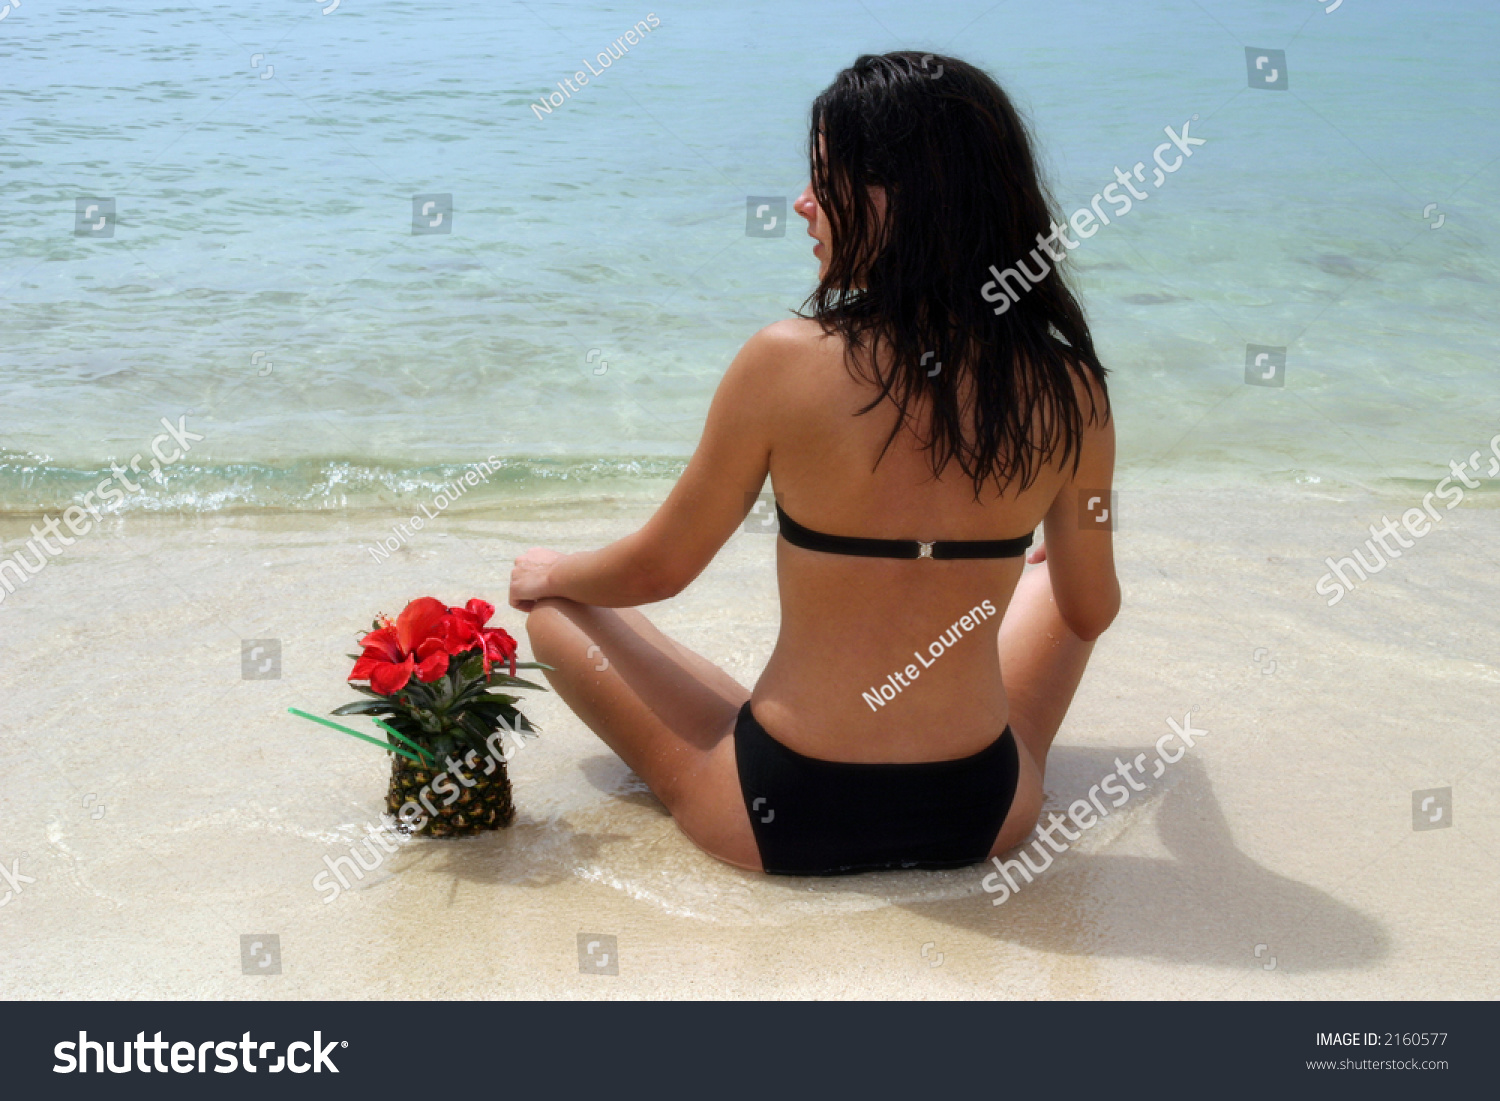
left=382, top=743, right=1388, bottom=974
left=897, top=746, right=1389, bottom=973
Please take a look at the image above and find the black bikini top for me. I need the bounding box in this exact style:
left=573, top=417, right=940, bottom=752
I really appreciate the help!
left=774, top=503, right=1033, bottom=561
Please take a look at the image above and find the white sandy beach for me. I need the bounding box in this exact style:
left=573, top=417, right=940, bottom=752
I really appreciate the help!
left=0, top=480, right=1496, bottom=1000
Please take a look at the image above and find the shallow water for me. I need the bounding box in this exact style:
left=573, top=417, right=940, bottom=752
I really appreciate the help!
left=2, top=0, right=1497, bottom=513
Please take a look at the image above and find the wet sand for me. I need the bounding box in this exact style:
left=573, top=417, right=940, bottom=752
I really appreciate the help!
left=1, top=481, right=1496, bottom=999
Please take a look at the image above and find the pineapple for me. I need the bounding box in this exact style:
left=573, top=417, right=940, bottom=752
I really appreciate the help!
left=334, top=597, right=547, bottom=837
left=340, top=663, right=543, bottom=838
left=385, top=752, right=515, bottom=837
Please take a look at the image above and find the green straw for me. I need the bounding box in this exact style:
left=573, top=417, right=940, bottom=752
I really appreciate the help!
left=371, top=718, right=438, bottom=767
left=287, top=708, right=430, bottom=766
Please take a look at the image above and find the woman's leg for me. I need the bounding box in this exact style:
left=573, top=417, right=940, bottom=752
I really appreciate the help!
left=997, top=558, right=1097, bottom=776
left=524, top=598, right=761, bottom=869
left=990, top=558, right=1098, bottom=855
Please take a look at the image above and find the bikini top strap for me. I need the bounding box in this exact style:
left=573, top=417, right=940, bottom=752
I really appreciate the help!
left=773, top=503, right=1033, bottom=560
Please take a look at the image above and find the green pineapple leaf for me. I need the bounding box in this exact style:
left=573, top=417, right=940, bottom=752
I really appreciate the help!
left=450, top=677, right=497, bottom=707
left=331, top=700, right=398, bottom=717
left=403, top=681, right=440, bottom=712
left=431, top=733, right=461, bottom=765
left=373, top=719, right=439, bottom=766
left=455, top=713, right=498, bottom=755
left=484, top=673, right=547, bottom=692
left=466, top=697, right=517, bottom=714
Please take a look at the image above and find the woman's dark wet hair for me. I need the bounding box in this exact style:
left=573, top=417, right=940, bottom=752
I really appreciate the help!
left=804, top=52, right=1109, bottom=497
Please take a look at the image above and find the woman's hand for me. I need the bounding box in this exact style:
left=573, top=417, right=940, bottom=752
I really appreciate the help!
left=509, top=547, right=565, bottom=612
left=1026, top=542, right=1047, bottom=565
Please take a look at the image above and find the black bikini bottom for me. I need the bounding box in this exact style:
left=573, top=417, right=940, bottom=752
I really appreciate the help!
left=733, top=702, right=1019, bottom=876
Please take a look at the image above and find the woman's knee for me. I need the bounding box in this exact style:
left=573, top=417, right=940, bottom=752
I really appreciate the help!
left=991, top=745, right=1045, bottom=855
left=524, top=597, right=583, bottom=654
left=526, top=596, right=580, bottom=622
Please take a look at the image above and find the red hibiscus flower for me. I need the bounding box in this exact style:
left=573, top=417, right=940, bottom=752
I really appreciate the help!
left=482, top=627, right=519, bottom=677
left=349, top=596, right=453, bottom=695
left=437, top=598, right=489, bottom=653
left=444, top=598, right=518, bottom=677
left=349, top=596, right=520, bottom=694
left=452, top=598, right=495, bottom=628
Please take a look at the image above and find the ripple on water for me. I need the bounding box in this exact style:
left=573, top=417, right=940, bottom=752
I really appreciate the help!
left=498, top=757, right=1169, bottom=927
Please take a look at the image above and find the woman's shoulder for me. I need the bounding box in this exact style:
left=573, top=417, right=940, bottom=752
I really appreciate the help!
left=743, top=316, right=833, bottom=358
left=722, top=318, right=840, bottom=396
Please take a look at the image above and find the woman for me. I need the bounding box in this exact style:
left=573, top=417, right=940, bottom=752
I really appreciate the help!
left=509, top=52, right=1118, bottom=876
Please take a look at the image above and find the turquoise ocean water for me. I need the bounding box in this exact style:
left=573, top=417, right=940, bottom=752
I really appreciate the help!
left=2, top=0, right=1497, bottom=515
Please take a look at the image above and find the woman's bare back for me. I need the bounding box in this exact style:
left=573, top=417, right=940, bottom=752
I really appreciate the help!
left=753, top=317, right=1069, bottom=763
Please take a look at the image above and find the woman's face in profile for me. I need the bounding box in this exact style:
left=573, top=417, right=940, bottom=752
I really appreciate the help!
left=796, top=131, right=832, bottom=279
left=794, top=181, right=830, bottom=279
left=795, top=134, right=887, bottom=285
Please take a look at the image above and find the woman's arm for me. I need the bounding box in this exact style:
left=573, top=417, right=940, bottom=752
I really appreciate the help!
left=509, top=324, right=785, bottom=610
left=1037, top=373, right=1120, bottom=641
